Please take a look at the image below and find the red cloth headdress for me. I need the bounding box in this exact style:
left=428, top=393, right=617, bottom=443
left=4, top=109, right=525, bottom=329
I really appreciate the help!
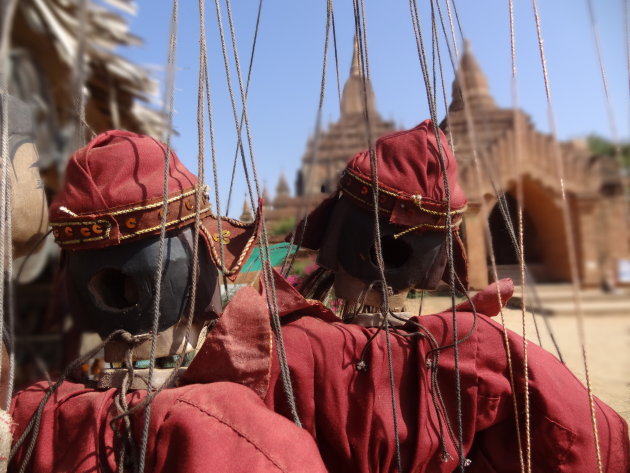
left=293, top=119, right=469, bottom=288
left=50, top=130, right=258, bottom=280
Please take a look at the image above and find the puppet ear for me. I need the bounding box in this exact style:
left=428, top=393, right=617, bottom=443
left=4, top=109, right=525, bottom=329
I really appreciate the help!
left=285, top=190, right=341, bottom=251
left=201, top=202, right=261, bottom=281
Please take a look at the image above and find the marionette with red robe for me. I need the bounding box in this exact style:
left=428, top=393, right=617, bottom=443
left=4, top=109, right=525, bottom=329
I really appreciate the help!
left=9, top=131, right=326, bottom=473
left=185, top=120, right=630, bottom=473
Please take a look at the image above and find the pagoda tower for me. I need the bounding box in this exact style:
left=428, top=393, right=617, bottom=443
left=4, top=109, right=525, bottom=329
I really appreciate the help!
left=273, top=173, right=292, bottom=210
left=239, top=197, right=254, bottom=223
left=296, top=35, right=397, bottom=198
left=442, top=42, right=629, bottom=288
left=264, top=36, right=398, bottom=240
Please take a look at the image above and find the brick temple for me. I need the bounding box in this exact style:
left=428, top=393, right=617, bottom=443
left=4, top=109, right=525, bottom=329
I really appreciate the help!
left=263, top=40, right=629, bottom=289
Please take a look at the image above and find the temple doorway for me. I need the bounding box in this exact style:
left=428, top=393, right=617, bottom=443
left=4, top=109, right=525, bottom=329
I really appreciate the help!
left=487, top=178, right=570, bottom=283
left=488, top=193, right=542, bottom=265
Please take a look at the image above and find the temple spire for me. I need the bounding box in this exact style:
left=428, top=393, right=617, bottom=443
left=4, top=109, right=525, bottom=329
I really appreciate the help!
left=276, top=173, right=290, bottom=197
left=450, top=41, right=496, bottom=112
left=340, top=34, right=376, bottom=118
left=349, top=34, right=361, bottom=77
left=239, top=195, right=253, bottom=223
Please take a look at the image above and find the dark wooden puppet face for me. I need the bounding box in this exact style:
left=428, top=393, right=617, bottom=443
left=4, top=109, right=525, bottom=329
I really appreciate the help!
left=318, top=198, right=448, bottom=293
left=65, top=226, right=220, bottom=338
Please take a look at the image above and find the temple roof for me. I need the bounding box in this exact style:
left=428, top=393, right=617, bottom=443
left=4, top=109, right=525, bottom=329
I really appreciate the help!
left=449, top=41, right=496, bottom=112
left=276, top=173, right=290, bottom=197
left=340, top=35, right=376, bottom=118
left=240, top=197, right=254, bottom=223
left=294, top=35, right=396, bottom=197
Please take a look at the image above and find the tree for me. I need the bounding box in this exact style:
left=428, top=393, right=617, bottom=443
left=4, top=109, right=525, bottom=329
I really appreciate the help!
left=587, top=134, right=630, bottom=168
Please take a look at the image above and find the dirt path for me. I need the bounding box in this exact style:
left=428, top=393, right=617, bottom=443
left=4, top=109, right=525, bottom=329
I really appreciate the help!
left=502, top=309, right=630, bottom=423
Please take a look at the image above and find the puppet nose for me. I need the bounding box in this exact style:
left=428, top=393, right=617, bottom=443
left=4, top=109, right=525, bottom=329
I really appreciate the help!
left=370, top=235, right=412, bottom=270
left=88, top=269, right=139, bottom=311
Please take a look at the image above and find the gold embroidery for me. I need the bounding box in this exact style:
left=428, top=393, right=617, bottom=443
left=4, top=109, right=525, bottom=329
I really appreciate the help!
left=108, top=187, right=203, bottom=216
left=345, top=169, right=467, bottom=216
left=212, top=230, right=231, bottom=244
left=50, top=219, right=112, bottom=245
left=119, top=207, right=212, bottom=240
left=346, top=169, right=398, bottom=197
left=392, top=221, right=461, bottom=239
left=201, top=221, right=257, bottom=277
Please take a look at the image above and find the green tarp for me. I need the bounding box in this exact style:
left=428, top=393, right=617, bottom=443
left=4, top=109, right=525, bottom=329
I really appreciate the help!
left=240, top=243, right=298, bottom=273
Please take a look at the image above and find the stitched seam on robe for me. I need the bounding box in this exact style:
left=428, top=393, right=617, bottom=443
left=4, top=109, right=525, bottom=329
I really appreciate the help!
left=175, top=397, right=288, bottom=472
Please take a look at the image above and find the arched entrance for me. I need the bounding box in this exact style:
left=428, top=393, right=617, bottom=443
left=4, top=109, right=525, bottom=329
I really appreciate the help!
left=488, top=193, right=542, bottom=265
left=487, top=178, right=571, bottom=283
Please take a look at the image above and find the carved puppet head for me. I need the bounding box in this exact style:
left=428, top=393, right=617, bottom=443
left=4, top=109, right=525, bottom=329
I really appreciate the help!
left=50, top=131, right=259, bottom=364
left=293, top=120, right=468, bottom=310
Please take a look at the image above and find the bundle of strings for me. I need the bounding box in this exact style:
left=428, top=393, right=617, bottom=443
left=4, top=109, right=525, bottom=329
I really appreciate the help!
left=350, top=2, right=404, bottom=470
left=209, top=0, right=301, bottom=427
left=281, top=0, right=335, bottom=277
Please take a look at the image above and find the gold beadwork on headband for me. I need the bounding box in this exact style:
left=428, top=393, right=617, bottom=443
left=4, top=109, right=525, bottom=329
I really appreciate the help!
left=345, top=169, right=467, bottom=216
left=50, top=219, right=113, bottom=245
left=392, top=220, right=461, bottom=239
left=107, top=186, right=207, bottom=216
left=119, top=206, right=212, bottom=240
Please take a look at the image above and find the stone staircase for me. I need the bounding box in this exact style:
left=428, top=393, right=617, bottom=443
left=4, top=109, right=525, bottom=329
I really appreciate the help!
left=508, top=283, right=630, bottom=316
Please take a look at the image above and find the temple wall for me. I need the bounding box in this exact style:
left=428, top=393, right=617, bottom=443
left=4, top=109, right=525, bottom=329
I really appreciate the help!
left=462, top=205, right=489, bottom=289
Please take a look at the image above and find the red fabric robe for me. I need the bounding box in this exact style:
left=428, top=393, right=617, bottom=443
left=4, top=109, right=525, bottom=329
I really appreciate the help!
left=10, top=373, right=326, bottom=472
left=185, top=272, right=629, bottom=473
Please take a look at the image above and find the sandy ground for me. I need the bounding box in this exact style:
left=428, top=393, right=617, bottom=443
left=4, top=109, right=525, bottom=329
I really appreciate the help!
left=502, top=310, right=630, bottom=423
left=405, top=297, right=630, bottom=424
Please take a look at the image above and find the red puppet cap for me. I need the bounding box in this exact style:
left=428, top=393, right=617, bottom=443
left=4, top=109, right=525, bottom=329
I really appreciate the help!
left=50, top=130, right=258, bottom=280
left=293, top=119, right=469, bottom=288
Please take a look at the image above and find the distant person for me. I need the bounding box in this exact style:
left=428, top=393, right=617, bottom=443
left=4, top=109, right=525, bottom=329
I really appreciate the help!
left=601, top=269, right=619, bottom=294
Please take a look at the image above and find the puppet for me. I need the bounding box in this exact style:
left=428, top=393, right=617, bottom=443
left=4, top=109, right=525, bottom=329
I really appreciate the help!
left=9, top=131, right=326, bottom=473
left=186, top=120, right=629, bottom=473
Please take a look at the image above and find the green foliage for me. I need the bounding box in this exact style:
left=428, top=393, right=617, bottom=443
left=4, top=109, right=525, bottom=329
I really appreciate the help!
left=271, top=217, right=296, bottom=237
left=287, top=255, right=316, bottom=277
left=587, top=134, right=630, bottom=168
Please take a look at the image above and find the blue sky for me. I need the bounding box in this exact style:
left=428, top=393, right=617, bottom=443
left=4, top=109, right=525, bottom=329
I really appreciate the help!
left=120, top=1, right=628, bottom=217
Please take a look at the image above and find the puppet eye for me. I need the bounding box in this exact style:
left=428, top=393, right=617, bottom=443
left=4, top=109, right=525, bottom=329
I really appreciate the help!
left=88, top=269, right=139, bottom=312
left=370, top=235, right=412, bottom=269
